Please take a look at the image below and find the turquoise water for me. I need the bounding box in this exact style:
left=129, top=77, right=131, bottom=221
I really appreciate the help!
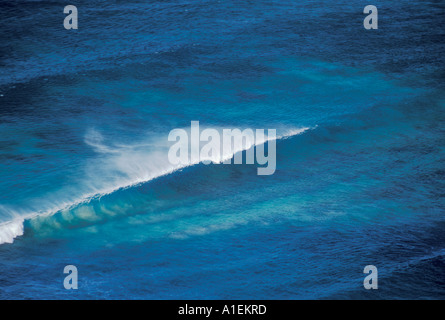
left=0, top=0, right=444, bottom=299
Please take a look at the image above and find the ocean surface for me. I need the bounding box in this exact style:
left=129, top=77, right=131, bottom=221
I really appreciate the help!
left=0, top=0, right=444, bottom=299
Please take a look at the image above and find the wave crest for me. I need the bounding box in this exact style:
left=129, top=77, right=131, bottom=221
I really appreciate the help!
left=0, top=125, right=312, bottom=245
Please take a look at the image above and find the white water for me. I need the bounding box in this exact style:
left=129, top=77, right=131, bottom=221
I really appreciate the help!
left=0, top=125, right=311, bottom=245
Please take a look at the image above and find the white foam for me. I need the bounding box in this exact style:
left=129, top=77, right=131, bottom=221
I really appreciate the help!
left=0, top=219, right=24, bottom=244
left=0, top=125, right=312, bottom=245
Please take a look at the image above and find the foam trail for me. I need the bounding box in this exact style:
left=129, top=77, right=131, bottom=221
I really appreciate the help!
left=0, top=126, right=312, bottom=245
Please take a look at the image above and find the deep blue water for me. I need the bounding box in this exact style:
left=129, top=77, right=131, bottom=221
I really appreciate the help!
left=0, top=0, right=444, bottom=299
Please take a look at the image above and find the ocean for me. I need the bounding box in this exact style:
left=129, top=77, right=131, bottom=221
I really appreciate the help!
left=0, top=0, right=444, bottom=299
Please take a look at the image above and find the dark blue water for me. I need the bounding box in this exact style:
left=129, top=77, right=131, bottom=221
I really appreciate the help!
left=0, top=0, right=444, bottom=299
